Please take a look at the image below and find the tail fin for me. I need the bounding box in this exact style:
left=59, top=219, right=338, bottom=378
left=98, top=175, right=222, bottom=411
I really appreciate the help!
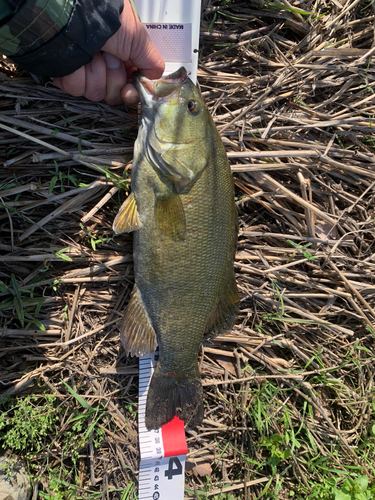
left=145, top=363, right=203, bottom=430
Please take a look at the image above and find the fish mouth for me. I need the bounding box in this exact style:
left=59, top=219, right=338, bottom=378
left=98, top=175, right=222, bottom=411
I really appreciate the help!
left=133, top=67, right=188, bottom=102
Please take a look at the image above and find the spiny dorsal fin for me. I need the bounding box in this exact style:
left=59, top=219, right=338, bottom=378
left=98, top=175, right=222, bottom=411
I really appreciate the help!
left=113, top=192, right=142, bottom=234
left=205, top=274, right=239, bottom=336
left=120, top=286, right=157, bottom=357
left=155, top=195, right=186, bottom=241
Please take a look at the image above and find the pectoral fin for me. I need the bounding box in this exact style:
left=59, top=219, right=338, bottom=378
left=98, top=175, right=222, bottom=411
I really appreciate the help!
left=120, top=286, right=157, bottom=357
left=113, top=192, right=142, bottom=234
left=155, top=195, right=186, bottom=241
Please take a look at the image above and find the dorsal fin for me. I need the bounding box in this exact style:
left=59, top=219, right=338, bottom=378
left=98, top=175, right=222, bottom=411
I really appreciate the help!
left=120, top=286, right=157, bottom=357
left=113, top=192, right=142, bottom=234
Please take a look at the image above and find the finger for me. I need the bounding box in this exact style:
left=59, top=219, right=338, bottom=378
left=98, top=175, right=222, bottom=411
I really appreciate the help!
left=54, top=66, right=86, bottom=97
left=121, top=83, right=139, bottom=106
left=84, top=53, right=107, bottom=102
left=102, top=52, right=128, bottom=105
left=130, top=24, right=165, bottom=80
left=102, top=1, right=164, bottom=80
left=124, top=60, right=137, bottom=79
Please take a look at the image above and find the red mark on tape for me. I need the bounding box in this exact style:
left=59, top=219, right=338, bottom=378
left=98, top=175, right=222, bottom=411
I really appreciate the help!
left=161, top=416, right=187, bottom=457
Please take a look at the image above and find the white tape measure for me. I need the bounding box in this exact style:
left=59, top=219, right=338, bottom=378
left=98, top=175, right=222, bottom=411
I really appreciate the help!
left=138, top=352, right=187, bottom=500
left=134, top=0, right=201, bottom=82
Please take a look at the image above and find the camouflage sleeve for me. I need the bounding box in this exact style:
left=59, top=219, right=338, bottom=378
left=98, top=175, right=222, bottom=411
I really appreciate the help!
left=0, top=1, right=14, bottom=23
left=0, top=0, right=124, bottom=77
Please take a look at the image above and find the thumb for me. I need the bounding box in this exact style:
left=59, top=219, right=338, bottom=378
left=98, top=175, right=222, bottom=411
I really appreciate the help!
left=129, top=23, right=165, bottom=79
left=102, top=1, right=164, bottom=80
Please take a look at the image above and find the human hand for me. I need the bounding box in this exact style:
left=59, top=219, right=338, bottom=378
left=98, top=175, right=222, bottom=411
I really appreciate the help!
left=52, top=1, right=164, bottom=105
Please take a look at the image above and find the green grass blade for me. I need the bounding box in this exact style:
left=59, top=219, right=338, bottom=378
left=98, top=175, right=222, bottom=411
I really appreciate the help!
left=10, top=274, right=21, bottom=299
left=0, top=280, right=9, bottom=293
left=14, top=296, right=25, bottom=327
left=83, top=413, right=103, bottom=440
left=268, top=2, right=313, bottom=15
left=61, top=380, right=92, bottom=410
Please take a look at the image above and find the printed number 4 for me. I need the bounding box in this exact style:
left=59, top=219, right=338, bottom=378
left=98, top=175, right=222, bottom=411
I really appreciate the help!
left=165, top=457, right=182, bottom=480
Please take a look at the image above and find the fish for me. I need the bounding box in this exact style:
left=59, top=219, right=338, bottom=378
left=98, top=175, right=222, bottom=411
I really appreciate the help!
left=113, top=67, right=239, bottom=430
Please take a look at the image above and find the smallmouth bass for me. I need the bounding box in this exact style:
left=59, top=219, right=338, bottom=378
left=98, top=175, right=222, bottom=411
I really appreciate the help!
left=113, top=67, right=238, bottom=430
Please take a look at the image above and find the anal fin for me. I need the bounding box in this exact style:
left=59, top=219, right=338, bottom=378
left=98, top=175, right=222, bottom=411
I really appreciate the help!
left=113, top=192, right=142, bottom=234
left=155, top=194, right=186, bottom=241
left=120, top=286, right=157, bottom=357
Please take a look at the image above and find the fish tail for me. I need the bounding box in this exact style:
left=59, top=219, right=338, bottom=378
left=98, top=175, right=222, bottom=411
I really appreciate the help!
left=145, top=363, right=203, bottom=430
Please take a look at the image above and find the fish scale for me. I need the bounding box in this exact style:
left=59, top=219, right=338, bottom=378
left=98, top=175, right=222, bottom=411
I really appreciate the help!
left=135, top=156, right=234, bottom=366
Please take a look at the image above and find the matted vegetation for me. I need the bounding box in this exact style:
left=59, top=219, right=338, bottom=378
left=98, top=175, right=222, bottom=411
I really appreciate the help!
left=1, top=0, right=375, bottom=498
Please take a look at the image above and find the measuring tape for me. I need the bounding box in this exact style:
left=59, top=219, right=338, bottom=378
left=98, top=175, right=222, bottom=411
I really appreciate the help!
left=134, top=0, right=201, bottom=82
left=138, top=352, right=187, bottom=499
left=133, top=1, right=201, bottom=497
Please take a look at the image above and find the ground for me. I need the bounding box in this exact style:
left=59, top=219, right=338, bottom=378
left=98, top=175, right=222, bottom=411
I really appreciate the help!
left=1, top=1, right=375, bottom=499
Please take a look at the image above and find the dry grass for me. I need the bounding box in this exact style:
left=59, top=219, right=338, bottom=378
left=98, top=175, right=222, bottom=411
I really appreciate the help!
left=1, top=1, right=375, bottom=498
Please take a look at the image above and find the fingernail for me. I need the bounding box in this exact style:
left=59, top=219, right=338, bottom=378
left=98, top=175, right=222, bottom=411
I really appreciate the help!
left=103, top=52, right=121, bottom=69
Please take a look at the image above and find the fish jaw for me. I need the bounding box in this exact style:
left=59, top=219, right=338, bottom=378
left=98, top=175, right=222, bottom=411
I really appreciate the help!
left=133, top=66, right=188, bottom=106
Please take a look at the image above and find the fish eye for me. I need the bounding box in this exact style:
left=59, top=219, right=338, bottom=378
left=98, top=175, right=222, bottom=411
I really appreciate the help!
left=187, top=100, right=199, bottom=115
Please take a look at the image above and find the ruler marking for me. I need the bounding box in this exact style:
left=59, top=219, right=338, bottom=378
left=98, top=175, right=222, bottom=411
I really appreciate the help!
left=137, top=351, right=188, bottom=500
